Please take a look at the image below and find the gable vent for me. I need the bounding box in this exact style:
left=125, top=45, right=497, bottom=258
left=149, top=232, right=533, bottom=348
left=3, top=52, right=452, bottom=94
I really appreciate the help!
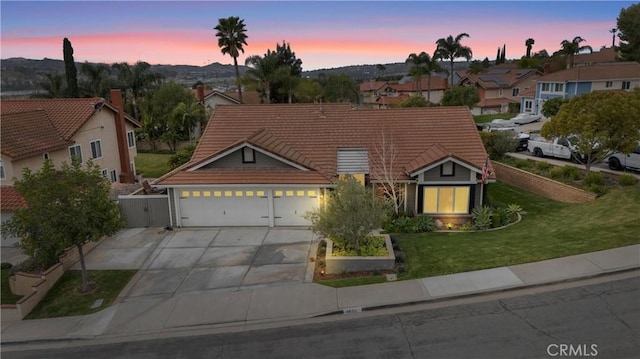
left=337, top=148, right=369, bottom=174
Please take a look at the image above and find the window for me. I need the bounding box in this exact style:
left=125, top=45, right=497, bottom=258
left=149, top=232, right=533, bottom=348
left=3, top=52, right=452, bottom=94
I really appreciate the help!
left=181, top=191, right=190, bottom=198
left=69, top=145, right=82, bottom=163
left=423, top=187, right=470, bottom=214
left=541, top=83, right=550, bottom=92
left=242, top=147, right=255, bottom=163
left=622, top=81, right=631, bottom=90
left=541, top=83, right=563, bottom=93
left=0, top=160, right=5, bottom=180
left=109, top=170, right=117, bottom=183
left=101, top=169, right=108, bottom=178
left=605, top=81, right=613, bottom=88
left=554, top=83, right=564, bottom=92
left=512, top=88, right=519, bottom=96
left=43, top=152, right=50, bottom=160
left=126, top=131, right=136, bottom=148
left=440, top=162, right=455, bottom=177
left=90, top=140, right=102, bottom=159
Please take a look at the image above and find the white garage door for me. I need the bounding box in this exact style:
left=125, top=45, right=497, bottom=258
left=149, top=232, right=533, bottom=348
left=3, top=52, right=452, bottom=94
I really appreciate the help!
left=179, top=188, right=269, bottom=227
left=273, top=188, right=319, bottom=226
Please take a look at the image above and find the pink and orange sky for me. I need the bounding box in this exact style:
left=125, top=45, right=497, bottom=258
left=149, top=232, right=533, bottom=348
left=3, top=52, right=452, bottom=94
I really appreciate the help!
left=0, top=1, right=633, bottom=71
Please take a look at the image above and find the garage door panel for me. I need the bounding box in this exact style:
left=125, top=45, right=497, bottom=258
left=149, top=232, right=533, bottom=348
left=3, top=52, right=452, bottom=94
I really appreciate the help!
left=273, top=188, right=318, bottom=226
left=180, top=188, right=268, bottom=227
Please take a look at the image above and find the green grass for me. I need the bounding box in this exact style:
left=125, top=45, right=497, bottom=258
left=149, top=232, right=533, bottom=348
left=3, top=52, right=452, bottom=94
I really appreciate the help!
left=135, top=152, right=172, bottom=178
left=26, top=270, right=137, bottom=319
left=474, top=113, right=515, bottom=123
left=1, top=267, right=22, bottom=305
left=317, top=275, right=387, bottom=288
left=395, top=182, right=640, bottom=280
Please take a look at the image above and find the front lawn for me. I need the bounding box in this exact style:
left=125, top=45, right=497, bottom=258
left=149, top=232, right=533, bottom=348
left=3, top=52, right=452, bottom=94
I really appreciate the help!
left=135, top=152, right=172, bottom=178
left=395, top=182, right=640, bottom=280
left=26, top=270, right=137, bottom=319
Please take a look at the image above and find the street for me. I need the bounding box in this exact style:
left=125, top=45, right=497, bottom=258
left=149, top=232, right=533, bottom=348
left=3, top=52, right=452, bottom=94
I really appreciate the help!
left=3, top=274, right=638, bottom=359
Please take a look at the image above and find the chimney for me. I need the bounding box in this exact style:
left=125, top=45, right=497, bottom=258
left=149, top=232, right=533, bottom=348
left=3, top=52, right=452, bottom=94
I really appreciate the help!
left=110, top=89, right=134, bottom=183
left=197, top=85, right=205, bottom=105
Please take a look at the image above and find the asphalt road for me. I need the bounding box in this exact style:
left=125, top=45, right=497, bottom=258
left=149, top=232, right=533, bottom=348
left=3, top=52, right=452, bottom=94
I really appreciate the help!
left=3, top=274, right=639, bottom=359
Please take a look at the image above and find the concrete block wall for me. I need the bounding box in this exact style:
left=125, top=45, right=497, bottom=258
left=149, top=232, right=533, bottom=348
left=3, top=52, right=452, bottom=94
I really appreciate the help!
left=492, top=162, right=597, bottom=204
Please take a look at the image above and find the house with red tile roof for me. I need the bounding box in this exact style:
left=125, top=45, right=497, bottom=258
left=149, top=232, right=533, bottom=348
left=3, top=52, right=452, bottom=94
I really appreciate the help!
left=525, top=61, right=640, bottom=116
left=359, top=77, right=449, bottom=109
left=1, top=90, right=139, bottom=186
left=1, top=186, right=27, bottom=246
left=153, top=104, right=494, bottom=227
left=192, top=86, right=263, bottom=113
left=458, top=64, right=542, bottom=115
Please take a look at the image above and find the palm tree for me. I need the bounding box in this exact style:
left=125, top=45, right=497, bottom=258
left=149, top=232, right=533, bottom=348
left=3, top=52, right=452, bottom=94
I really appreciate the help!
left=376, top=64, right=386, bottom=79
left=560, top=36, right=593, bottom=68
left=406, top=52, right=429, bottom=95
left=609, top=28, right=617, bottom=47
left=37, top=73, right=65, bottom=98
left=525, top=38, right=535, bottom=58
left=80, top=62, right=113, bottom=98
left=243, top=51, right=286, bottom=104
left=434, top=33, right=473, bottom=88
left=214, top=16, right=248, bottom=104
left=112, top=61, right=162, bottom=120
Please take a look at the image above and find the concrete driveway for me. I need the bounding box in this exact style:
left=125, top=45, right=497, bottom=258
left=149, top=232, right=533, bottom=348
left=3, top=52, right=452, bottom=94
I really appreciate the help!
left=76, top=227, right=316, bottom=300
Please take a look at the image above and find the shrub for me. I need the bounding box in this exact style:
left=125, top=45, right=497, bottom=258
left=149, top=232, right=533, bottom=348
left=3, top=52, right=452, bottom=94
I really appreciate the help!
left=0, top=262, right=12, bottom=270
left=480, top=131, right=518, bottom=160
left=494, top=207, right=512, bottom=227
left=536, top=161, right=551, bottom=171
left=549, top=167, right=564, bottom=180
left=412, top=216, right=436, bottom=233
left=459, top=223, right=474, bottom=231
left=394, top=250, right=406, bottom=263
left=584, top=172, right=605, bottom=186
left=514, top=158, right=530, bottom=169
left=507, top=204, right=523, bottom=216
left=588, top=184, right=608, bottom=196
left=618, top=173, right=638, bottom=186
left=384, top=215, right=435, bottom=233
left=168, top=143, right=197, bottom=169
left=561, top=166, right=581, bottom=181
left=472, top=206, right=493, bottom=230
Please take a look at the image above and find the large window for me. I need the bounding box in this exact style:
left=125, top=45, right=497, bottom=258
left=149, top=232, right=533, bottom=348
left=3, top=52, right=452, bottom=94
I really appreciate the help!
left=0, top=160, right=5, bottom=179
left=69, top=144, right=82, bottom=163
left=541, top=83, right=564, bottom=93
left=90, top=140, right=102, bottom=159
left=622, top=81, right=631, bottom=90
left=423, top=186, right=470, bottom=214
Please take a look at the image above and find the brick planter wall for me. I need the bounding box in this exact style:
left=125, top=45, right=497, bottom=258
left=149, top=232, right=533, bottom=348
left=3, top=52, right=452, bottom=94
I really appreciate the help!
left=325, top=235, right=395, bottom=274
left=493, top=162, right=597, bottom=203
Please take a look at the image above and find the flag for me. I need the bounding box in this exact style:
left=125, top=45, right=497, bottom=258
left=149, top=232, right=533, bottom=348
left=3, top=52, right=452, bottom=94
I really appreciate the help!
left=481, top=157, right=489, bottom=184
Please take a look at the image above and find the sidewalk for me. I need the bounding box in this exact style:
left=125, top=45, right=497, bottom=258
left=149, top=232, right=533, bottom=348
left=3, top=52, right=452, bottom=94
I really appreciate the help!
left=1, top=245, right=638, bottom=345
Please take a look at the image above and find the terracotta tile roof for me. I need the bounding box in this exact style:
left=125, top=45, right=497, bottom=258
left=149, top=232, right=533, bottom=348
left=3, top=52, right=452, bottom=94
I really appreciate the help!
left=1, top=186, right=26, bottom=212
left=1, top=110, right=72, bottom=160
left=461, top=67, right=541, bottom=89
left=519, top=87, right=536, bottom=97
left=223, top=90, right=262, bottom=104
left=536, top=62, right=640, bottom=82
left=404, top=143, right=450, bottom=174
left=156, top=104, right=493, bottom=186
left=375, top=94, right=410, bottom=105
left=359, top=81, right=387, bottom=92
left=390, top=77, right=449, bottom=92
left=573, top=47, right=618, bottom=65
left=1, top=97, right=139, bottom=143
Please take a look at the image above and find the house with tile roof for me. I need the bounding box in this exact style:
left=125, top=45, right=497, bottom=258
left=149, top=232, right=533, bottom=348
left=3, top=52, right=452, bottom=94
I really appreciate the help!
left=458, top=64, right=542, bottom=115
left=1, top=186, right=27, bottom=246
left=0, top=89, right=139, bottom=186
left=193, top=87, right=263, bottom=113
left=359, top=77, right=449, bottom=109
left=524, top=61, right=640, bottom=116
left=152, top=103, right=494, bottom=228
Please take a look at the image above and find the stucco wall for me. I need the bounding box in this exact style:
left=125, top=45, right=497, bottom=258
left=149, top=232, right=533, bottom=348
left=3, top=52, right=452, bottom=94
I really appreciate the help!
left=492, top=162, right=596, bottom=203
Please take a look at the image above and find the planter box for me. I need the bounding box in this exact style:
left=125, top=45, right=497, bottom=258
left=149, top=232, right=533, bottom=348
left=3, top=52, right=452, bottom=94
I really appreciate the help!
left=325, top=234, right=395, bottom=274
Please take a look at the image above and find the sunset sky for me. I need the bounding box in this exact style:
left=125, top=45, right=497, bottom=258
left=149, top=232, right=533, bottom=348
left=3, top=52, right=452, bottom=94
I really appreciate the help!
left=0, top=1, right=633, bottom=71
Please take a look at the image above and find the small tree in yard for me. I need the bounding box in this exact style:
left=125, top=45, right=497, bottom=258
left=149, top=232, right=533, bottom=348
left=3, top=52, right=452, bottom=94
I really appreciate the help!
left=370, top=129, right=404, bottom=214
left=2, top=159, right=124, bottom=292
left=541, top=89, right=640, bottom=173
left=480, top=131, right=519, bottom=160
left=304, top=176, right=389, bottom=252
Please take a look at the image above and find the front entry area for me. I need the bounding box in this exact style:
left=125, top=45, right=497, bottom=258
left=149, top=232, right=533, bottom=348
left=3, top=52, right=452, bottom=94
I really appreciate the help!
left=177, top=187, right=319, bottom=227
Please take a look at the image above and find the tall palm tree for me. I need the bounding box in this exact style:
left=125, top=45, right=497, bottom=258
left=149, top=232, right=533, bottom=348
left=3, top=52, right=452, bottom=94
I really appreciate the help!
left=406, top=52, right=429, bottom=95
left=525, top=38, right=535, bottom=58
left=112, top=61, right=162, bottom=120
left=214, top=16, right=248, bottom=104
left=434, top=33, right=473, bottom=88
left=560, top=36, right=593, bottom=68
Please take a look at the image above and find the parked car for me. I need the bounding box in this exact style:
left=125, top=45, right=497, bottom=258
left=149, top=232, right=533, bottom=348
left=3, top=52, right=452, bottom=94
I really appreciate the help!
left=511, top=113, right=542, bottom=125
left=608, top=147, right=640, bottom=171
left=527, top=136, right=580, bottom=161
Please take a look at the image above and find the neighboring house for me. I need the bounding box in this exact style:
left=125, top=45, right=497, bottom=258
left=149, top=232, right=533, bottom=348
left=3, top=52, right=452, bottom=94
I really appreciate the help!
left=572, top=46, right=618, bottom=68
left=193, top=87, right=262, bottom=113
left=525, top=61, right=640, bottom=116
left=1, top=186, right=26, bottom=247
left=153, top=104, right=494, bottom=228
left=0, top=89, right=139, bottom=186
left=458, top=64, right=542, bottom=115
left=359, top=77, right=449, bottom=109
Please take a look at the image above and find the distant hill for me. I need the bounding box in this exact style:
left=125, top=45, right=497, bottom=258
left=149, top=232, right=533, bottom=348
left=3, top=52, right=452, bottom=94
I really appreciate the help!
left=0, top=57, right=466, bottom=96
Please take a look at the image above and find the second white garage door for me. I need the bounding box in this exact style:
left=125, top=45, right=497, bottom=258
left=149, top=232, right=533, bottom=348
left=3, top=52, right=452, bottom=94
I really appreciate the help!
left=178, top=188, right=319, bottom=227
